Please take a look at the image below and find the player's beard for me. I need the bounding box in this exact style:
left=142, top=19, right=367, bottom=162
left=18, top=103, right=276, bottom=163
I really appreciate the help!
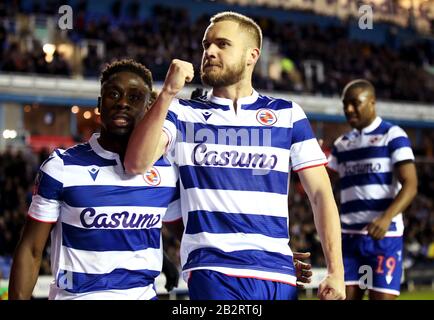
left=201, top=56, right=246, bottom=88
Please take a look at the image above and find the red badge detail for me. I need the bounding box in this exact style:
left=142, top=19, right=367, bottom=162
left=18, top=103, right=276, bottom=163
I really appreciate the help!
left=143, top=167, right=161, bottom=186
left=256, top=109, right=277, bottom=126
left=370, top=136, right=380, bottom=144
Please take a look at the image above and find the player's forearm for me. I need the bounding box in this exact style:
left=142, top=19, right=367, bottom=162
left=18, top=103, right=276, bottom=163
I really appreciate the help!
left=299, top=167, right=344, bottom=276
left=164, top=220, right=184, bottom=241
left=8, top=246, right=42, bottom=299
left=383, top=179, right=418, bottom=220
left=311, top=191, right=344, bottom=276
left=125, top=90, right=175, bottom=174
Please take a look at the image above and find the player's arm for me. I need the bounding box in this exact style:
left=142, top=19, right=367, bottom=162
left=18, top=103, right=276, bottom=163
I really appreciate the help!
left=162, top=251, right=180, bottom=292
left=367, top=160, right=418, bottom=240
left=163, top=219, right=184, bottom=242
left=297, top=165, right=345, bottom=300
left=8, top=217, right=53, bottom=299
left=124, top=59, right=194, bottom=174
left=161, top=221, right=183, bottom=292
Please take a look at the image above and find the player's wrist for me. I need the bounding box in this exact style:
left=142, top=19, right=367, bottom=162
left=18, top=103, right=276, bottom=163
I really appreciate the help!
left=382, top=211, right=395, bottom=221
left=327, top=270, right=344, bottom=279
left=326, top=264, right=344, bottom=277
left=161, top=84, right=181, bottom=98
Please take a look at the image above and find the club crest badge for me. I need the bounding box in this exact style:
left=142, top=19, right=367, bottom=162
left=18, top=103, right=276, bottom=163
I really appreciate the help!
left=256, top=109, right=277, bottom=126
left=143, top=167, right=161, bottom=186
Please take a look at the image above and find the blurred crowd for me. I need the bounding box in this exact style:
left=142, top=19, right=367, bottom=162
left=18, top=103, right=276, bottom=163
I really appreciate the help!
left=0, top=2, right=433, bottom=103
left=0, top=146, right=51, bottom=278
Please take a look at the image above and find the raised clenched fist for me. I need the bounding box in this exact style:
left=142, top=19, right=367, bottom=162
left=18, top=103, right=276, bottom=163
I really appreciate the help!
left=162, top=59, right=194, bottom=96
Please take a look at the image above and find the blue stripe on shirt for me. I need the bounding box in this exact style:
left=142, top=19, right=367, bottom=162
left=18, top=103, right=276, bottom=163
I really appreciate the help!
left=340, top=172, right=393, bottom=190
left=61, top=222, right=161, bottom=251
left=63, top=185, right=177, bottom=207
left=179, top=165, right=288, bottom=194
left=62, top=144, right=117, bottom=167
left=291, top=118, right=315, bottom=144
left=332, top=146, right=338, bottom=157
left=340, top=198, right=394, bottom=214
left=388, top=136, right=411, bottom=154
left=337, top=146, right=389, bottom=163
left=178, top=98, right=230, bottom=110
left=184, top=247, right=295, bottom=276
left=37, top=171, right=63, bottom=200
left=166, top=110, right=179, bottom=125
left=57, top=268, right=160, bottom=294
left=364, top=120, right=392, bottom=135
left=241, top=97, right=292, bottom=111
left=185, top=210, right=288, bottom=238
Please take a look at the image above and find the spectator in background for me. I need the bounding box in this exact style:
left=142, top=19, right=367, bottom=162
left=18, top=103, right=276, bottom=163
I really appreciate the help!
left=49, top=51, right=71, bottom=76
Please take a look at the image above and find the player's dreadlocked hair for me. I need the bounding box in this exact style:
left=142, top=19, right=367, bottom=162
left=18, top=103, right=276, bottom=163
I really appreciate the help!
left=100, top=59, right=153, bottom=91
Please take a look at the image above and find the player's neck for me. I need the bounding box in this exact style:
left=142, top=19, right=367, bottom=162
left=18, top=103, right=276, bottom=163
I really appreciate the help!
left=212, top=81, right=253, bottom=112
left=97, top=133, right=128, bottom=157
left=357, top=115, right=378, bottom=132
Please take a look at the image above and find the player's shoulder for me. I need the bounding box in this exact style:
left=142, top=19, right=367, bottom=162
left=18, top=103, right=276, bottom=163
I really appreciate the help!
left=40, top=148, right=65, bottom=167
left=258, top=94, right=309, bottom=126
left=154, top=155, right=174, bottom=168
left=367, top=118, right=408, bottom=138
left=365, top=118, right=394, bottom=135
left=386, top=122, right=408, bottom=139
left=59, top=142, right=95, bottom=165
left=38, top=147, right=68, bottom=178
left=333, top=130, right=355, bottom=148
left=40, top=142, right=91, bottom=170
left=176, top=96, right=220, bottom=110
left=258, top=93, right=296, bottom=111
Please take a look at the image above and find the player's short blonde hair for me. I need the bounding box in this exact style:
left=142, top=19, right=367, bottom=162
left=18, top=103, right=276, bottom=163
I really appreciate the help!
left=210, top=11, right=262, bottom=50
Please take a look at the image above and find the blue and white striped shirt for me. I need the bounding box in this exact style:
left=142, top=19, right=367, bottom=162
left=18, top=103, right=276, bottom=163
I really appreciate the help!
left=163, top=90, right=327, bottom=285
left=29, top=134, right=179, bottom=299
left=328, top=117, right=414, bottom=237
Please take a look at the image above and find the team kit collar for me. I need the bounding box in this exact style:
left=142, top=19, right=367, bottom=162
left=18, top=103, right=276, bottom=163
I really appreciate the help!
left=361, top=116, right=382, bottom=134
left=89, top=133, right=120, bottom=161
left=207, top=89, right=260, bottom=106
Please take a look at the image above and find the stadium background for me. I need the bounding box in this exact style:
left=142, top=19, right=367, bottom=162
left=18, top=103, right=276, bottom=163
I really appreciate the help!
left=0, top=0, right=433, bottom=300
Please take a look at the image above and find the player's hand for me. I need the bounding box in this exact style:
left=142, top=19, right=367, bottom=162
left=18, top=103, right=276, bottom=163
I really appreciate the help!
left=293, top=252, right=312, bottom=288
left=367, top=215, right=392, bottom=240
left=162, top=59, right=194, bottom=96
left=162, top=252, right=180, bottom=292
left=317, top=273, right=346, bottom=300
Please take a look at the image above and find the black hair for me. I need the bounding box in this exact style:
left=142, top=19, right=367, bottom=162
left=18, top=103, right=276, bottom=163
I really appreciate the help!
left=100, top=59, right=153, bottom=90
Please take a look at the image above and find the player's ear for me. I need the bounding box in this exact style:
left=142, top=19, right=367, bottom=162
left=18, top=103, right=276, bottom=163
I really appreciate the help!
left=97, top=97, right=101, bottom=113
left=369, top=97, right=376, bottom=111
left=246, top=47, right=260, bottom=66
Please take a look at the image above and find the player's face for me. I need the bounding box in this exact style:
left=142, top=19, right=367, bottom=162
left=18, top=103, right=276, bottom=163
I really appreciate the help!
left=200, top=20, right=248, bottom=87
left=342, top=87, right=376, bottom=130
left=100, top=72, right=150, bottom=137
